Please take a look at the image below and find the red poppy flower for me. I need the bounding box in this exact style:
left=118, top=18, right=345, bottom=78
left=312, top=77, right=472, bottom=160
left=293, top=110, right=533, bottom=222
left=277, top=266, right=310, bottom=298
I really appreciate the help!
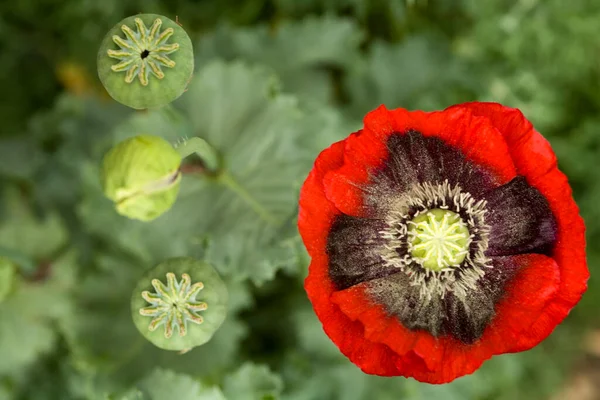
left=298, top=102, right=588, bottom=384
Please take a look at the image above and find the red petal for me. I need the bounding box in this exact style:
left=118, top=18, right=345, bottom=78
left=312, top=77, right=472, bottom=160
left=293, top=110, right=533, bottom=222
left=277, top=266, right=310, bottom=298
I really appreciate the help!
left=331, top=283, right=456, bottom=382
left=484, top=254, right=561, bottom=352
left=449, top=101, right=588, bottom=346
left=322, top=130, right=386, bottom=217
left=330, top=254, right=561, bottom=383
left=305, top=253, right=401, bottom=376
left=328, top=280, right=424, bottom=376
left=299, top=136, right=402, bottom=376
left=504, top=169, right=587, bottom=352
left=322, top=105, right=517, bottom=217
left=387, top=106, right=517, bottom=184
left=531, top=169, right=587, bottom=306
left=298, top=139, right=346, bottom=257
left=447, top=102, right=557, bottom=180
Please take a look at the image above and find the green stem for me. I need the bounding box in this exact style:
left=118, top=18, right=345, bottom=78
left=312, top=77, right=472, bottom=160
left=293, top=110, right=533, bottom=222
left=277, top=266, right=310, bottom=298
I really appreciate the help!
left=175, top=137, right=220, bottom=172
left=218, top=172, right=278, bottom=225
left=150, top=104, right=220, bottom=172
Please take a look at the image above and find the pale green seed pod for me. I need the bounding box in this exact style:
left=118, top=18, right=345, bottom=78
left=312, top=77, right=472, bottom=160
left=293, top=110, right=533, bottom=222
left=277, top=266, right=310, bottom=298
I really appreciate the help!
left=97, top=14, right=194, bottom=109
left=101, top=135, right=182, bottom=222
left=131, top=257, right=228, bottom=351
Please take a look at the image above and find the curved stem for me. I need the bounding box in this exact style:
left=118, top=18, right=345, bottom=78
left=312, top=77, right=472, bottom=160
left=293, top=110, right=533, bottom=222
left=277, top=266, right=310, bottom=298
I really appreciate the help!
left=174, top=137, right=220, bottom=172
left=148, top=104, right=220, bottom=172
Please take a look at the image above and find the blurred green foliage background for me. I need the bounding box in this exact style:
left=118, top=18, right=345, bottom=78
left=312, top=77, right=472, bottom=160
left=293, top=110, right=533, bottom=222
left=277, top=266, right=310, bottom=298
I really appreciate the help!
left=1, top=0, right=599, bottom=399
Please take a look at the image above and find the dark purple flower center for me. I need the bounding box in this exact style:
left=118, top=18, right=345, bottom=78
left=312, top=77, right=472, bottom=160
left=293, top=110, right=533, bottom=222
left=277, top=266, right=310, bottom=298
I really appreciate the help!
left=326, top=131, right=557, bottom=343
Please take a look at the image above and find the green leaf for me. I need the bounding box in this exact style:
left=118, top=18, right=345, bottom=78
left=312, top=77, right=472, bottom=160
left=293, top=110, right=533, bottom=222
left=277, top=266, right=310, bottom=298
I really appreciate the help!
left=26, top=94, right=131, bottom=210
left=281, top=357, right=371, bottom=400
left=223, top=363, right=284, bottom=400
left=199, top=16, right=363, bottom=69
left=345, top=36, right=478, bottom=115
left=0, top=137, right=45, bottom=179
left=0, top=384, right=11, bottom=400
left=0, top=189, right=68, bottom=269
left=112, top=106, right=192, bottom=145
left=80, top=61, right=315, bottom=284
left=0, top=258, right=16, bottom=303
left=295, top=101, right=359, bottom=156
left=134, top=315, right=248, bottom=381
left=114, top=389, right=144, bottom=400
left=174, top=61, right=314, bottom=284
left=80, top=61, right=352, bottom=285
left=0, top=250, right=77, bottom=378
left=61, top=253, right=147, bottom=374
left=196, top=17, right=363, bottom=102
left=481, top=70, right=568, bottom=135
left=290, top=306, right=343, bottom=362
left=118, top=369, right=226, bottom=400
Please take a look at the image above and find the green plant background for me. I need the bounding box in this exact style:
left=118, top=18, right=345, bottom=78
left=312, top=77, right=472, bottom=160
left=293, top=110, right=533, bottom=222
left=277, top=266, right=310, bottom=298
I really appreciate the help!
left=0, top=0, right=598, bottom=399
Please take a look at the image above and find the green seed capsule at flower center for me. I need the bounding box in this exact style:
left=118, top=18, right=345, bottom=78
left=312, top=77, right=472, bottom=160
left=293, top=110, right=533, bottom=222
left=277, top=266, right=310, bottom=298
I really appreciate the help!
left=408, top=209, right=471, bottom=271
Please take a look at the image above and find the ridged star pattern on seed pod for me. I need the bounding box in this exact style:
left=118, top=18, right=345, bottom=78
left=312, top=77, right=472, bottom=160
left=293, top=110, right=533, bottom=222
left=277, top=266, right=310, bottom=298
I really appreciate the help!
left=131, top=257, right=228, bottom=351
left=139, top=272, right=208, bottom=338
left=97, top=14, right=194, bottom=109
left=107, top=17, right=179, bottom=87
left=298, top=101, right=588, bottom=384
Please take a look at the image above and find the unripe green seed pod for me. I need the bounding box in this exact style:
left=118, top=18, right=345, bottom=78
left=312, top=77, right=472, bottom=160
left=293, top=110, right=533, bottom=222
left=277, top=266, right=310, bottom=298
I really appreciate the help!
left=131, top=257, right=228, bottom=351
left=101, top=135, right=182, bottom=222
left=97, top=14, right=194, bottom=109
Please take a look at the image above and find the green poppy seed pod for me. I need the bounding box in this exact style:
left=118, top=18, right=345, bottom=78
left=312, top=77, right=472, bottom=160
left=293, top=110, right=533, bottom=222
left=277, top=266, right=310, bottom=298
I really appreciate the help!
left=97, top=14, right=194, bottom=109
left=131, top=257, right=228, bottom=351
left=101, top=135, right=182, bottom=222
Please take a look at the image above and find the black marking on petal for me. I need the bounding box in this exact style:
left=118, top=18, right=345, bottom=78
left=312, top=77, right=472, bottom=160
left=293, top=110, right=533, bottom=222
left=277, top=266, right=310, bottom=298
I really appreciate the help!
left=366, top=256, right=521, bottom=343
left=442, top=292, right=494, bottom=343
left=327, top=214, right=399, bottom=290
left=364, top=131, right=498, bottom=215
left=484, top=176, right=557, bottom=256
left=367, top=273, right=447, bottom=336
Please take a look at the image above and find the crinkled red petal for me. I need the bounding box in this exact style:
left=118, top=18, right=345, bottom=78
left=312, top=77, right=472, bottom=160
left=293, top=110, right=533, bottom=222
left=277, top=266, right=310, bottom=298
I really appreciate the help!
left=331, top=254, right=560, bottom=383
left=505, top=168, right=587, bottom=352
left=322, top=129, right=385, bottom=217
left=298, top=138, right=401, bottom=375
left=298, top=139, right=347, bottom=257
left=487, top=254, right=561, bottom=353
left=449, top=102, right=588, bottom=351
left=323, top=105, right=517, bottom=217
left=305, top=253, right=401, bottom=376
left=446, top=102, right=557, bottom=181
